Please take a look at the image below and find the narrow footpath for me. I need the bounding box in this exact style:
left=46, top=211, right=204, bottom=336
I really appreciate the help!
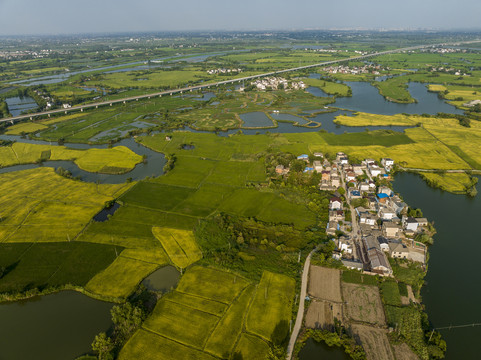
left=286, top=246, right=318, bottom=360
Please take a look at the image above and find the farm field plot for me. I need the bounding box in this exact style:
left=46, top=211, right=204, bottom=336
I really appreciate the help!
left=5, top=122, right=48, bottom=135
left=118, top=329, right=217, bottom=360
left=0, top=168, right=132, bottom=243
left=308, top=266, right=342, bottom=302
left=143, top=298, right=221, bottom=349
left=245, top=271, right=295, bottom=341
left=0, top=242, right=118, bottom=293
left=333, top=112, right=418, bottom=127
left=120, top=266, right=277, bottom=359
left=152, top=227, right=202, bottom=268
left=85, top=255, right=160, bottom=299
left=352, top=324, right=395, bottom=360
left=204, top=285, right=256, bottom=357
left=176, top=266, right=250, bottom=304
left=120, top=182, right=196, bottom=211
left=342, top=283, right=385, bottom=326
left=233, top=333, right=270, bottom=360
left=305, top=300, right=343, bottom=329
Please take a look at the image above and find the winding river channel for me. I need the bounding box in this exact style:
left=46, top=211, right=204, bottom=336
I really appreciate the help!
left=0, top=77, right=476, bottom=359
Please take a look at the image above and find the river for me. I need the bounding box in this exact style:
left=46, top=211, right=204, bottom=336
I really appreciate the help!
left=393, top=173, right=481, bottom=359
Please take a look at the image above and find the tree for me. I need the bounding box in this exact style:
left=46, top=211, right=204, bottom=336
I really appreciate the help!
left=111, top=303, right=144, bottom=342
left=91, top=332, right=113, bottom=360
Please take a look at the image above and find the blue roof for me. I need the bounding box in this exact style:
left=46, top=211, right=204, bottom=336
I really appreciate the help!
left=297, top=154, right=309, bottom=159
left=377, top=193, right=389, bottom=199
left=303, top=167, right=314, bottom=172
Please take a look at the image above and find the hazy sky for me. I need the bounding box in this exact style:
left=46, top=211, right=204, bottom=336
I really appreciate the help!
left=0, top=0, right=480, bottom=35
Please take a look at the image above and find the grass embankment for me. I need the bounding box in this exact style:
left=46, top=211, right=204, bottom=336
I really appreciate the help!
left=119, top=266, right=293, bottom=360
left=0, top=142, right=142, bottom=174
left=373, top=76, right=416, bottom=103
left=303, top=78, right=351, bottom=97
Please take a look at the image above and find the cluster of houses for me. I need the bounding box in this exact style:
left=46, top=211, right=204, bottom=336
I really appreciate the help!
left=430, top=66, right=469, bottom=76
left=324, top=153, right=428, bottom=276
left=0, top=49, right=57, bottom=60
left=423, top=47, right=464, bottom=54
left=251, top=77, right=307, bottom=91
left=206, top=68, right=243, bottom=75
left=272, top=151, right=430, bottom=276
left=321, top=64, right=388, bottom=76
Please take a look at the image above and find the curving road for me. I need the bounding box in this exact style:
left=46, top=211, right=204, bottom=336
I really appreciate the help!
left=2, top=39, right=480, bottom=124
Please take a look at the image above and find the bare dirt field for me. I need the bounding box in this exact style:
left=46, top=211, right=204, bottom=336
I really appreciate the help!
left=308, top=266, right=342, bottom=302
left=342, top=283, right=385, bottom=326
left=352, top=324, right=395, bottom=360
left=305, top=300, right=343, bottom=329
left=393, top=343, right=420, bottom=360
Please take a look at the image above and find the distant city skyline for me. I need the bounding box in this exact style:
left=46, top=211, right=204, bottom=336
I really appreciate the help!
left=1, top=0, right=481, bottom=36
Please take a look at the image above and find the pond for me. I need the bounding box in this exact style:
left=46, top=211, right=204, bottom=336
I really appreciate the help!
left=393, top=173, right=481, bottom=359
left=298, top=338, right=351, bottom=360
left=142, top=266, right=181, bottom=292
left=5, top=96, right=38, bottom=117
left=239, top=112, right=275, bottom=128
left=93, top=202, right=121, bottom=222
left=0, top=291, right=113, bottom=360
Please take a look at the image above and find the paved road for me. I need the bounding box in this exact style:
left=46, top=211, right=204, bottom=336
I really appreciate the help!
left=2, top=39, right=480, bottom=124
left=286, top=246, right=319, bottom=360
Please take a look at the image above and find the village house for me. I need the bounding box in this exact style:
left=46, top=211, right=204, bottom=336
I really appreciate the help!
left=326, top=221, right=339, bottom=236
left=352, top=164, right=364, bottom=176
left=313, top=161, right=323, bottom=172
left=403, top=217, right=420, bottom=232
left=378, top=186, right=393, bottom=196
left=360, top=213, right=377, bottom=226
left=369, top=165, right=382, bottom=178
left=329, top=197, right=343, bottom=210
left=383, top=222, right=401, bottom=238
left=381, top=158, right=394, bottom=169
left=297, top=154, right=309, bottom=162
left=313, top=152, right=324, bottom=158
left=362, top=236, right=392, bottom=275
left=345, top=171, right=356, bottom=182
left=378, top=205, right=396, bottom=221
left=275, top=165, right=289, bottom=175
left=349, top=190, right=362, bottom=200
left=329, top=210, right=345, bottom=222
left=359, top=182, right=371, bottom=192
left=389, top=242, right=410, bottom=260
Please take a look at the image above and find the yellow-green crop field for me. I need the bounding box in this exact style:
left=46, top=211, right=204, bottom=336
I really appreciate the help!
left=245, top=271, right=296, bottom=341
left=420, top=172, right=473, bottom=193
left=119, top=266, right=290, bottom=360
left=0, top=168, right=132, bottom=243
left=334, top=112, right=419, bottom=126
left=85, top=255, right=160, bottom=299
left=152, top=227, right=202, bottom=269
left=0, top=142, right=142, bottom=174
left=5, top=122, right=48, bottom=135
